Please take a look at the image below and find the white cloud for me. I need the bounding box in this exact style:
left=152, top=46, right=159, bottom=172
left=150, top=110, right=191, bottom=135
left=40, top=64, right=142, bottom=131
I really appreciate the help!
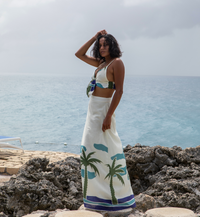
left=123, top=0, right=166, bottom=7
left=122, top=25, right=200, bottom=76
left=0, top=0, right=199, bottom=76
left=9, top=0, right=55, bottom=7
left=0, top=11, right=6, bottom=26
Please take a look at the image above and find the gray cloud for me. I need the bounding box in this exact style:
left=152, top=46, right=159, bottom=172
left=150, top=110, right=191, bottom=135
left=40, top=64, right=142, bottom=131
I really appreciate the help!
left=0, top=0, right=199, bottom=75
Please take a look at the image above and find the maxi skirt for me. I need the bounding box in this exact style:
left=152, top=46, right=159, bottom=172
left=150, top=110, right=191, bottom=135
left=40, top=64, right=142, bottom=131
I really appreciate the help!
left=80, top=95, right=136, bottom=211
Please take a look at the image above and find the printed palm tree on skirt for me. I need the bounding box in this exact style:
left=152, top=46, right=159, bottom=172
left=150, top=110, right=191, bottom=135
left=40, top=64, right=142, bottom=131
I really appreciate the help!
left=80, top=149, right=102, bottom=198
left=105, top=157, right=125, bottom=205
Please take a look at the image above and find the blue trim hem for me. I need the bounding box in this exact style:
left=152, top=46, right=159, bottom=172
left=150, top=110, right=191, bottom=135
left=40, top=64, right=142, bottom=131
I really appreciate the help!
left=83, top=194, right=136, bottom=211
left=84, top=202, right=136, bottom=211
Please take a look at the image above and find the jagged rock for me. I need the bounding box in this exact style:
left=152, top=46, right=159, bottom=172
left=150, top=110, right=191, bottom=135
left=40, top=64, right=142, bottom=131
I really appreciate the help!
left=131, top=179, right=145, bottom=195
left=196, top=206, right=200, bottom=215
left=0, top=157, right=82, bottom=217
left=134, top=143, right=142, bottom=147
left=1, top=145, right=200, bottom=216
left=135, top=193, right=156, bottom=212
left=0, top=212, right=8, bottom=217
left=124, top=145, right=200, bottom=213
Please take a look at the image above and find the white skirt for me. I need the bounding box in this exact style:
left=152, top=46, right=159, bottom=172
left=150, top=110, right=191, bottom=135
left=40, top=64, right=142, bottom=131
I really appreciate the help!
left=80, top=95, right=136, bottom=211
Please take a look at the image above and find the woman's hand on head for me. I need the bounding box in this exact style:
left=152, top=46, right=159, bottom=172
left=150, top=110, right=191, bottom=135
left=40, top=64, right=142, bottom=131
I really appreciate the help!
left=94, top=30, right=107, bottom=39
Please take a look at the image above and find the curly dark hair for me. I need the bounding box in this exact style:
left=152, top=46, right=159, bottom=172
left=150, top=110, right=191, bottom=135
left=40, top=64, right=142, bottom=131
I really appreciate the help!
left=91, top=34, right=122, bottom=61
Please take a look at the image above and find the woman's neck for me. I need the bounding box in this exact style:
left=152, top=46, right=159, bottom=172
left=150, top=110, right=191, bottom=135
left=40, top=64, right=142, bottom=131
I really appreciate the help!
left=104, top=56, right=113, bottom=63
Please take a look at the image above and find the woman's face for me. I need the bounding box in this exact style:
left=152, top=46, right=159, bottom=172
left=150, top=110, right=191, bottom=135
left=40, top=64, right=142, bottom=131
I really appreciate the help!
left=99, top=37, right=110, bottom=58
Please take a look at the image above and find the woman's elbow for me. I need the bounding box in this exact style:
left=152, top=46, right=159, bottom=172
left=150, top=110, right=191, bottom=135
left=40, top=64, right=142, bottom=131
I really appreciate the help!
left=75, top=52, right=84, bottom=59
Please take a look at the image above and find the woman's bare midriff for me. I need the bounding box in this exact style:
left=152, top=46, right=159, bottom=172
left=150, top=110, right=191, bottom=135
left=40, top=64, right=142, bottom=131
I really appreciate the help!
left=92, top=86, right=115, bottom=98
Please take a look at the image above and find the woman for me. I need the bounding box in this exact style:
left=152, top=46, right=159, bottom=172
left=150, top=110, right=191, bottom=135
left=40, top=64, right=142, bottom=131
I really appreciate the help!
left=75, top=30, right=136, bottom=212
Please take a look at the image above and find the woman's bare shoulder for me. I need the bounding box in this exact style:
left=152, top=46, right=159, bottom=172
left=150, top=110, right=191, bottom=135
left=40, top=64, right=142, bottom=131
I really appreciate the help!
left=113, top=58, right=124, bottom=68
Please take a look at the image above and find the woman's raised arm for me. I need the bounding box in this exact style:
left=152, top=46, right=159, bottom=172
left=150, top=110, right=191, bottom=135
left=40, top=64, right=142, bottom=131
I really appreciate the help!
left=75, top=30, right=107, bottom=67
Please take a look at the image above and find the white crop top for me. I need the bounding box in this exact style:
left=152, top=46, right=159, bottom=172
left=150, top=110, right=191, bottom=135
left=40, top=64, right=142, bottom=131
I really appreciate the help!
left=86, top=59, right=116, bottom=97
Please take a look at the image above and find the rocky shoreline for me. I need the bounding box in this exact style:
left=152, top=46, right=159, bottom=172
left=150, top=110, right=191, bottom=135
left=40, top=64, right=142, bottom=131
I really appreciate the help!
left=125, top=144, right=200, bottom=213
left=0, top=144, right=200, bottom=216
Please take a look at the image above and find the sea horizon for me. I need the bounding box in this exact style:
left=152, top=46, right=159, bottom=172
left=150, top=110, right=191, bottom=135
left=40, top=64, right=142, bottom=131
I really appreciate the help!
left=1, top=73, right=200, bottom=154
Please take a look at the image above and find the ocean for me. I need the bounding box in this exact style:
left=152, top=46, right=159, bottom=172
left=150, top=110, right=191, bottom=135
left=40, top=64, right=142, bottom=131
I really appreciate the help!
left=1, top=74, right=200, bottom=154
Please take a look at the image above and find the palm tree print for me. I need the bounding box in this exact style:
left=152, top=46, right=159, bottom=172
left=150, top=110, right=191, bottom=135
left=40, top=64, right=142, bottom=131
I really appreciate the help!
left=80, top=149, right=102, bottom=198
left=105, top=157, right=125, bottom=204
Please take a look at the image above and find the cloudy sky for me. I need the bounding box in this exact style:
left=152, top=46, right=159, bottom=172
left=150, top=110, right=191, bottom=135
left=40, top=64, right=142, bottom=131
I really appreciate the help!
left=0, top=0, right=200, bottom=76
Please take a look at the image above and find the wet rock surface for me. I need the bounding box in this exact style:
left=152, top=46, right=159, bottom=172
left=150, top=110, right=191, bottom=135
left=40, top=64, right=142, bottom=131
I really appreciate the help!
left=0, top=157, right=82, bottom=217
left=124, top=144, right=200, bottom=213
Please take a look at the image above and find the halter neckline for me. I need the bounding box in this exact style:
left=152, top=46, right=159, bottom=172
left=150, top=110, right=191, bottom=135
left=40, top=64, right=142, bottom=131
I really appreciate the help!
left=95, top=59, right=116, bottom=78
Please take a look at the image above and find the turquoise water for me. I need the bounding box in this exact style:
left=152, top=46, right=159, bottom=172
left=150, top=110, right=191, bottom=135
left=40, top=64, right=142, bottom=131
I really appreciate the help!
left=1, top=74, right=200, bottom=154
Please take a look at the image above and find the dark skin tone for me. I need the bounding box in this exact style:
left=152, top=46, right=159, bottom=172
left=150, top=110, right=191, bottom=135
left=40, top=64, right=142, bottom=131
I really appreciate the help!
left=75, top=30, right=124, bottom=132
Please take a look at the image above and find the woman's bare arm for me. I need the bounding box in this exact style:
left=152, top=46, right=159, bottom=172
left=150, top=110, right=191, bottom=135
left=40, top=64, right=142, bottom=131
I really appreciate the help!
left=75, top=30, right=107, bottom=67
left=75, top=36, right=99, bottom=67
left=102, top=58, right=125, bottom=132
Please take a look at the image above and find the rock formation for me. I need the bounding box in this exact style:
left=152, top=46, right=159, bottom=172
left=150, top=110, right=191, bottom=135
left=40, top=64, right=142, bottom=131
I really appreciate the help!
left=1, top=144, right=200, bottom=216
left=0, top=157, right=82, bottom=217
left=124, top=144, right=200, bottom=213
